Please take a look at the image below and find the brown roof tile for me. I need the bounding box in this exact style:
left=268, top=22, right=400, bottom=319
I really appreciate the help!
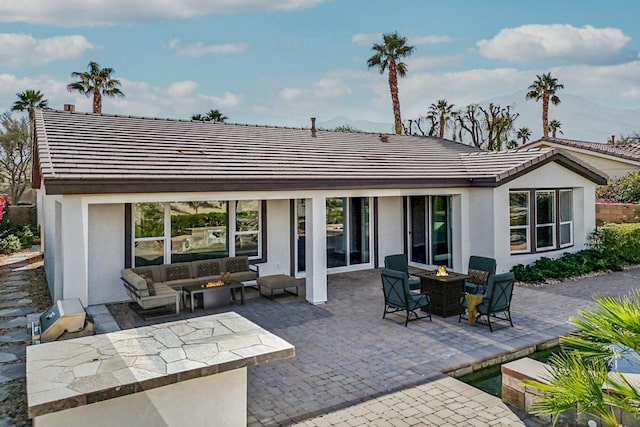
left=33, top=109, right=607, bottom=194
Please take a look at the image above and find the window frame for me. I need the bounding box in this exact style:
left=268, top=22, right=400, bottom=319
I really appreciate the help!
left=509, top=188, right=573, bottom=255
left=131, top=200, right=265, bottom=267
left=508, top=191, right=531, bottom=254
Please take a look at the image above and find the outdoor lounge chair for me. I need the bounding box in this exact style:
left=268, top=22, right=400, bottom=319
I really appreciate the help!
left=459, top=272, right=514, bottom=332
left=380, top=268, right=431, bottom=327
left=464, top=255, right=497, bottom=294
left=384, top=254, right=420, bottom=291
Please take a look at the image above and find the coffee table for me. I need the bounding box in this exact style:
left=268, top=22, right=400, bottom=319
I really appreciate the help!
left=182, top=281, right=245, bottom=312
left=415, top=270, right=469, bottom=317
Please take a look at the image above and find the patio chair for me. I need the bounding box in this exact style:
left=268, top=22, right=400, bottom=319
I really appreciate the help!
left=380, top=268, right=431, bottom=326
left=459, top=272, right=514, bottom=332
left=384, top=254, right=420, bottom=291
left=464, top=255, right=497, bottom=294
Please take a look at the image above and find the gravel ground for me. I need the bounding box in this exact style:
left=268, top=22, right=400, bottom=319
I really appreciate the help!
left=0, top=252, right=51, bottom=427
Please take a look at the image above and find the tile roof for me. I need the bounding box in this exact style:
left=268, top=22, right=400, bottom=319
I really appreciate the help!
left=523, top=137, right=640, bottom=163
left=33, top=109, right=607, bottom=194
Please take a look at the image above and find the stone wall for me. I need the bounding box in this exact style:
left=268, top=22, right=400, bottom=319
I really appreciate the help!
left=596, top=202, right=640, bottom=226
left=7, top=205, right=36, bottom=228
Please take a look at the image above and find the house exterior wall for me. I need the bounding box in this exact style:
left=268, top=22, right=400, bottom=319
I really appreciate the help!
left=493, top=162, right=596, bottom=272
left=38, top=168, right=598, bottom=305
left=377, top=196, right=404, bottom=266
left=561, top=151, right=637, bottom=179
left=88, top=204, right=126, bottom=304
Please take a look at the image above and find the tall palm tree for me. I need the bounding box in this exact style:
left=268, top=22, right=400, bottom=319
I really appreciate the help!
left=549, top=119, right=563, bottom=138
left=67, top=61, right=125, bottom=114
left=427, top=99, right=456, bottom=138
left=367, top=32, right=415, bottom=135
left=12, top=89, right=48, bottom=121
left=526, top=72, right=564, bottom=138
left=516, top=127, right=532, bottom=145
left=205, top=109, right=228, bottom=123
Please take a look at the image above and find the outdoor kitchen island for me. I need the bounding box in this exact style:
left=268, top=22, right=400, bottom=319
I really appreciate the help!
left=26, top=312, right=295, bottom=427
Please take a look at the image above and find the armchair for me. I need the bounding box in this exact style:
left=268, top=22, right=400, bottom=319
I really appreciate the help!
left=380, top=268, right=431, bottom=326
left=384, top=254, right=420, bottom=291
left=459, top=272, right=514, bottom=332
left=464, top=255, right=497, bottom=294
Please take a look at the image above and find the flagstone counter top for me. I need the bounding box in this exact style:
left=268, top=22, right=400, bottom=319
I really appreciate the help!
left=26, top=312, right=295, bottom=419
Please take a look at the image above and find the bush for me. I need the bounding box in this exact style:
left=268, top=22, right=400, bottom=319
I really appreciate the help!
left=18, top=226, right=34, bottom=248
left=596, top=171, right=640, bottom=202
left=0, top=234, right=22, bottom=254
left=511, top=223, right=640, bottom=283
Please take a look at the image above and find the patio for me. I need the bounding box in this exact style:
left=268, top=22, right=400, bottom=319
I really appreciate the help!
left=104, top=266, right=640, bottom=426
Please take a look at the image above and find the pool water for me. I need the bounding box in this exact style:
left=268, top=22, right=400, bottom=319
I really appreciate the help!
left=458, top=346, right=559, bottom=397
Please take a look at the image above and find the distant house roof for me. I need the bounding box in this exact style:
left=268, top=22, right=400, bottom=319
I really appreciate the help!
left=33, top=109, right=607, bottom=195
left=523, top=137, right=640, bottom=164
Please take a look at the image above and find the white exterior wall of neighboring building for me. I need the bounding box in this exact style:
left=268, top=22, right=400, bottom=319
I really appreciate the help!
left=493, top=161, right=597, bottom=272
left=566, top=151, right=638, bottom=178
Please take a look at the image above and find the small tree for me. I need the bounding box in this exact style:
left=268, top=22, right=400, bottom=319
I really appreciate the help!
left=191, top=109, right=228, bottom=123
left=333, top=124, right=360, bottom=132
left=0, top=113, right=31, bottom=205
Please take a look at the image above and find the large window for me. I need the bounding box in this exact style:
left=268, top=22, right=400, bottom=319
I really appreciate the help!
left=326, top=197, right=371, bottom=268
left=509, top=189, right=573, bottom=254
left=133, top=200, right=263, bottom=267
left=407, top=196, right=452, bottom=267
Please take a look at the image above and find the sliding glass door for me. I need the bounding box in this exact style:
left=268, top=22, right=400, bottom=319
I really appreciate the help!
left=407, top=196, right=452, bottom=267
left=295, top=197, right=372, bottom=274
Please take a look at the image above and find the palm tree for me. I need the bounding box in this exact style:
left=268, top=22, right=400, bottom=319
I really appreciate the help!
left=12, top=89, right=48, bottom=120
left=427, top=100, right=456, bottom=138
left=367, top=32, right=415, bottom=135
left=205, top=109, right=227, bottom=123
left=549, top=119, right=563, bottom=138
left=516, top=127, right=532, bottom=145
left=527, top=291, right=640, bottom=426
left=191, top=113, right=205, bottom=121
left=67, top=61, right=125, bottom=114
left=526, top=72, right=564, bottom=138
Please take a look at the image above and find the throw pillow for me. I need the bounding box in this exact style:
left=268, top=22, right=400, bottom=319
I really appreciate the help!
left=467, top=268, right=489, bottom=286
left=225, top=257, right=248, bottom=273
left=166, top=264, right=191, bottom=281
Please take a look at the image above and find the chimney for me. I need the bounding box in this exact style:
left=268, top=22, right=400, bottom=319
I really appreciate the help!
left=64, top=104, right=75, bottom=113
left=379, top=134, right=389, bottom=143
left=611, top=135, right=615, bottom=145
left=310, top=117, right=317, bottom=137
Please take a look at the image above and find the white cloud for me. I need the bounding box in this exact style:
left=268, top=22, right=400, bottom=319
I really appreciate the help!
left=279, top=78, right=352, bottom=102
left=0, top=33, right=93, bottom=66
left=174, top=42, right=249, bottom=57
left=0, top=0, right=323, bottom=26
left=410, top=35, right=454, bottom=45
left=351, top=33, right=382, bottom=47
left=477, top=24, right=633, bottom=64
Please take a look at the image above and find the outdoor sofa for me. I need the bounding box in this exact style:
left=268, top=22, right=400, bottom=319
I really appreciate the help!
left=121, top=256, right=258, bottom=314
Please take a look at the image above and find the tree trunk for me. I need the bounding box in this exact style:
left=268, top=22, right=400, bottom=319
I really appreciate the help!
left=387, top=60, right=402, bottom=135
left=439, top=115, right=445, bottom=138
left=93, top=88, right=102, bottom=114
left=542, top=93, right=549, bottom=138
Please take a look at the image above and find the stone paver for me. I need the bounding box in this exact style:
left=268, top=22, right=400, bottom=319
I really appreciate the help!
left=106, top=266, right=640, bottom=426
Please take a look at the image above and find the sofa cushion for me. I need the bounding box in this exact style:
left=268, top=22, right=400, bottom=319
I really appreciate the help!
left=192, top=259, right=222, bottom=278
left=122, top=269, right=150, bottom=297
left=224, top=256, right=249, bottom=273
left=164, top=263, right=192, bottom=281
left=229, top=271, right=257, bottom=282
left=131, top=265, right=161, bottom=282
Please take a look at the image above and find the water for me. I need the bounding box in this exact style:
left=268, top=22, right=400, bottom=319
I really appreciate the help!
left=459, top=346, right=559, bottom=397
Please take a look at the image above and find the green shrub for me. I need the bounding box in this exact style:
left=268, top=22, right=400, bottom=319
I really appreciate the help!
left=596, top=171, right=640, bottom=202
left=18, top=226, right=34, bottom=248
left=511, top=223, right=640, bottom=283
left=0, top=234, right=22, bottom=254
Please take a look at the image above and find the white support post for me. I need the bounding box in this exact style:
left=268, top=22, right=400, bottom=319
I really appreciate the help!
left=305, top=196, right=327, bottom=304
left=60, top=197, right=89, bottom=306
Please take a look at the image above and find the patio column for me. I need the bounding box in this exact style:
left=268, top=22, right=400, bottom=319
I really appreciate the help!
left=305, top=196, right=327, bottom=304
left=60, top=197, right=89, bottom=306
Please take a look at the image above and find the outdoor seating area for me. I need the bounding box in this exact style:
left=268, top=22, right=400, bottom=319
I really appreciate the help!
left=380, top=268, right=431, bottom=326
left=459, top=272, right=515, bottom=332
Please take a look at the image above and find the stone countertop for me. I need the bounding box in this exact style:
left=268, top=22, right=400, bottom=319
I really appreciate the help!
left=26, top=312, right=295, bottom=418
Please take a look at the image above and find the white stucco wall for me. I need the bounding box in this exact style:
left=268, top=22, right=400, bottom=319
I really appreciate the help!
left=88, top=204, right=126, bottom=305
left=465, top=188, right=495, bottom=269
left=262, top=199, right=291, bottom=276
left=377, top=196, right=403, bottom=266
left=568, top=152, right=638, bottom=179
left=493, top=161, right=597, bottom=272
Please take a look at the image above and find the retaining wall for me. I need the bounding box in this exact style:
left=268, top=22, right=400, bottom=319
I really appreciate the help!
left=596, top=202, right=640, bottom=226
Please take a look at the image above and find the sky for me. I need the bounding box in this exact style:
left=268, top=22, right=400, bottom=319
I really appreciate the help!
left=1, top=0, right=640, bottom=134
